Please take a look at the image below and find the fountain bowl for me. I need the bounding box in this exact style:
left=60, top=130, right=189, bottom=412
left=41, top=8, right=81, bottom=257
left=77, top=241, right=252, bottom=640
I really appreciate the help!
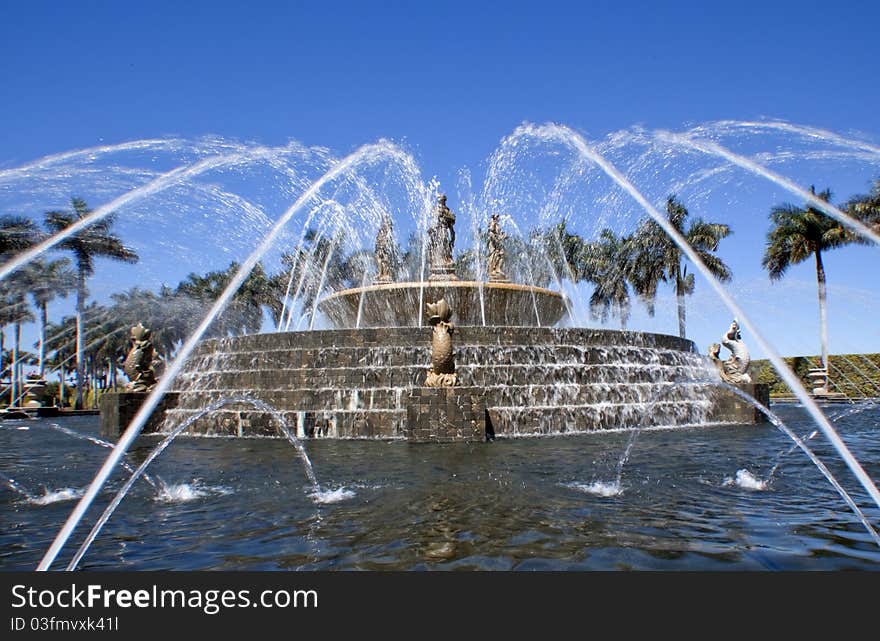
left=317, top=280, right=569, bottom=328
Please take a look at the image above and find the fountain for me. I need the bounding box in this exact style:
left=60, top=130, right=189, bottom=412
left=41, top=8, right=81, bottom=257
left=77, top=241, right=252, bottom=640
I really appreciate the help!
left=141, top=194, right=768, bottom=443
left=2, top=122, right=879, bottom=571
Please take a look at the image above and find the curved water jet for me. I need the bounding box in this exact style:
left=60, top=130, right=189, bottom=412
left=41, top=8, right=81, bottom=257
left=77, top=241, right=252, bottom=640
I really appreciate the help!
left=41, top=423, right=164, bottom=492
left=653, top=130, right=880, bottom=247
left=37, top=140, right=422, bottom=571
left=501, top=122, right=880, bottom=512
left=690, top=120, right=880, bottom=158
left=713, top=381, right=880, bottom=548
left=0, top=142, right=320, bottom=281
left=65, top=396, right=316, bottom=571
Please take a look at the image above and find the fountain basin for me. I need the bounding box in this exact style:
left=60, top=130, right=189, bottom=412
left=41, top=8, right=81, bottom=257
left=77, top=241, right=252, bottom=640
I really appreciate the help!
left=317, top=281, right=569, bottom=328
left=152, top=326, right=767, bottom=440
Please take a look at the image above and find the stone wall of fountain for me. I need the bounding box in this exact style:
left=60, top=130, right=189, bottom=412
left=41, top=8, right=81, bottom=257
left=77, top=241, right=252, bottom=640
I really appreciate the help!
left=318, top=281, right=568, bottom=328
left=161, top=326, right=762, bottom=439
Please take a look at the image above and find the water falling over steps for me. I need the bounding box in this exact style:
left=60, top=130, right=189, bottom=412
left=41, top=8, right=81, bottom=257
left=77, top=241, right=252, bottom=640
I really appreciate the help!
left=141, top=326, right=768, bottom=441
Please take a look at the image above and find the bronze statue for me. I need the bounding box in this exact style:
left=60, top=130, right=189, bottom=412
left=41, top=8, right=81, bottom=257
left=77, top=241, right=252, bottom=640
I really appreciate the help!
left=709, top=319, right=752, bottom=384
left=425, top=299, right=457, bottom=387
left=487, top=213, right=509, bottom=282
left=374, top=214, right=395, bottom=284
left=428, top=194, right=457, bottom=281
left=123, top=323, right=158, bottom=392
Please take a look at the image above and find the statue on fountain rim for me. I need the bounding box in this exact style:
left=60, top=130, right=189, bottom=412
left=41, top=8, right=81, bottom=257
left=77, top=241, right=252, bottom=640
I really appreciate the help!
left=122, top=323, right=159, bottom=393
left=374, top=214, right=395, bottom=284
left=428, top=194, right=458, bottom=281
left=487, top=213, right=509, bottom=282
left=709, top=319, right=752, bottom=385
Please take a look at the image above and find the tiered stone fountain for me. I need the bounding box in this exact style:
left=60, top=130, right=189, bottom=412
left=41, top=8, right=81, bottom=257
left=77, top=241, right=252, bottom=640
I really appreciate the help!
left=105, top=195, right=766, bottom=444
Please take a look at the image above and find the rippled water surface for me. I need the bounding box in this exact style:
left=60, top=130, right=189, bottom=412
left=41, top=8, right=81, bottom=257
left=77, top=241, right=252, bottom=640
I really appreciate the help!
left=2, top=403, right=879, bottom=570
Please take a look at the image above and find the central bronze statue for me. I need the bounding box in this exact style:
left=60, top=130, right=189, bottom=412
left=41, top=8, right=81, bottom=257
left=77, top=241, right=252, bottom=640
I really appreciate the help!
left=487, top=213, right=509, bottom=282
left=428, top=194, right=458, bottom=281
left=374, top=214, right=395, bottom=284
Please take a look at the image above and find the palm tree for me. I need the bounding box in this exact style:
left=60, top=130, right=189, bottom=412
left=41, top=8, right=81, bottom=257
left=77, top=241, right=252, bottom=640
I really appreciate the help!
left=582, top=229, right=636, bottom=329
left=763, top=186, right=870, bottom=370
left=21, top=257, right=76, bottom=377
left=1, top=283, right=33, bottom=406
left=177, top=261, right=276, bottom=338
left=538, top=220, right=587, bottom=284
left=630, top=196, right=732, bottom=339
left=0, top=215, right=40, bottom=405
left=845, top=178, right=880, bottom=234
left=43, top=315, right=81, bottom=407
left=0, top=215, right=41, bottom=257
left=0, top=271, right=34, bottom=405
left=44, top=197, right=139, bottom=409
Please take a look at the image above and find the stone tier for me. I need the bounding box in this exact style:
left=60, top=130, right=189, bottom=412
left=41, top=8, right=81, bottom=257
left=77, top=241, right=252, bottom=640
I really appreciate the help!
left=316, top=281, right=569, bottom=328
left=154, top=326, right=765, bottom=440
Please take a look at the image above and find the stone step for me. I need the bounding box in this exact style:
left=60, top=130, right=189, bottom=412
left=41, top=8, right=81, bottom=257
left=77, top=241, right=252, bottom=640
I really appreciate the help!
left=182, top=343, right=701, bottom=371
left=488, top=399, right=716, bottom=436
left=163, top=406, right=407, bottom=439
left=189, top=327, right=696, bottom=357
left=162, top=396, right=714, bottom=439
left=174, top=362, right=709, bottom=391
left=168, top=381, right=717, bottom=413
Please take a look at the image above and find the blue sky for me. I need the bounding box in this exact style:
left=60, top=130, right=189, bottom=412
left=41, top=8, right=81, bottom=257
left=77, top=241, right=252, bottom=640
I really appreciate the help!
left=3, top=1, right=877, bottom=173
left=1, top=0, right=878, bottom=364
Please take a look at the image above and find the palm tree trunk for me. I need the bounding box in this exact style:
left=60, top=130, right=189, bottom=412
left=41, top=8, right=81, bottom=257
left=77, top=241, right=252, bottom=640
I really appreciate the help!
left=0, top=327, right=5, bottom=404
left=75, top=271, right=85, bottom=410
left=10, top=324, right=18, bottom=406
left=59, top=364, right=65, bottom=408
left=676, top=269, right=686, bottom=339
left=815, top=249, right=829, bottom=369
left=38, top=302, right=48, bottom=378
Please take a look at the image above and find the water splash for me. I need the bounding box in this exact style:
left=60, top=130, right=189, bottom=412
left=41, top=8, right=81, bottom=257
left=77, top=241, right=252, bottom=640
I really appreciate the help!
left=562, top=377, right=689, bottom=498
left=1, top=473, right=85, bottom=505
left=714, top=382, right=880, bottom=548
left=564, top=480, right=623, bottom=497
left=64, top=396, right=314, bottom=571
left=29, top=488, right=85, bottom=505
left=310, top=486, right=357, bottom=504
left=155, top=481, right=232, bottom=504
left=722, top=469, right=768, bottom=491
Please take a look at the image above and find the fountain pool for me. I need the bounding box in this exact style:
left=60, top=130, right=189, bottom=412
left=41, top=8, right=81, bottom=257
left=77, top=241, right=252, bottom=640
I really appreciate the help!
left=2, top=405, right=878, bottom=570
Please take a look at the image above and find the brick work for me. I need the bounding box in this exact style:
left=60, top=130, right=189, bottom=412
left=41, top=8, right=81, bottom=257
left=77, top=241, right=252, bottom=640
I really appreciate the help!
left=405, top=387, right=487, bottom=442
left=99, top=392, right=179, bottom=440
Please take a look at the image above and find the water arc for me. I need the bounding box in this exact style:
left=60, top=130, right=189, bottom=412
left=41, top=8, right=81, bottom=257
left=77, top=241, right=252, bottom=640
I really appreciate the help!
left=36, top=140, right=422, bottom=571
left=65, top=396, right=312, bottom=571
left=653, top=130, right=880, bottom=248
left=507, top=122, right=880, bottom=511
left=0, top=143, right=311, bottom=282
left=713, top=382, right=880, bottom=548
